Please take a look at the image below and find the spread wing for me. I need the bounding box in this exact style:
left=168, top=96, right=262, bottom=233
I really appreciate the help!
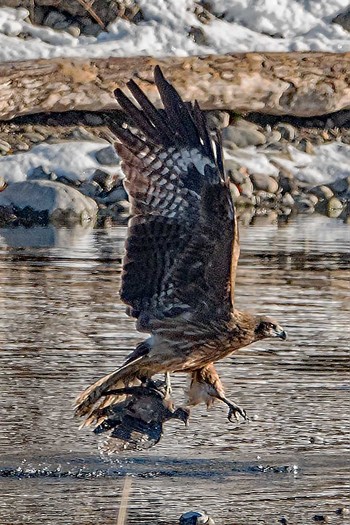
left=110, top=66, right=239, bottom=327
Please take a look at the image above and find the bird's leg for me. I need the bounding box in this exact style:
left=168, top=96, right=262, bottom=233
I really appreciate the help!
left=164, top=371, right=172, bottom=396
left=189, top=365, right=249, bottom=423
left=215, top=394, right=249, bottom=422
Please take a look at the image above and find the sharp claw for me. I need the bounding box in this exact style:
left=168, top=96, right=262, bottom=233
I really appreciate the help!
left=227, top=404, right=249, bottom=423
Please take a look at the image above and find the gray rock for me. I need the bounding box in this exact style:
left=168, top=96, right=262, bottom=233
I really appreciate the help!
left=56, top=175, right=78, bottom=186
left=188, top=26, right=208, bottom=46
left=333, top=8, right=350, bottom=32
left=266, top=129, right=282, bottom=143
left=297, top=138, right=314, bottom=154
left=255, top=190, right=277, bottom=205
left=83, top=23, right=101, bottom=36
left=99, top=185, right=128, bottom=204
left=70, top=127, right=97, bottom=141
left=278, top=171, right=299, bottom=194
left=274, top=123, right=295, bottom=141
left=307, top=194, right=319, bottom=206
left=239, top=176, right=254, bottom=198
left=179, top=511, right=215, bottom=525
left=95, top=146, right=119, bottom=166
left=0, top=180, right=97, bottom=225
left=225, top=160, right=244, bottom=184
left=0, top=138, right=11, bottom=154
left=22, top=132, right=45, bottom=143
left=295, top=198, right=315, bottom=214
left=236, top=194, right=256, bottom=206
left=222, top=124, right=266, bottom=148
left=92, top=169, right=117, bottom=191
left=79, top=181, right=103, bottom=198
left=29, top=166, right=57, bottom=181
left=109, top=199, right=130, bottom=214
left=206, top=111, right=230, bottom=131
left=251, top=174, right=279, bottom=193
left=329, top=176, right=350, bottom=195
left=44, top=10, right=68, bottom=28
left=15, top=142, right=30, bottom=151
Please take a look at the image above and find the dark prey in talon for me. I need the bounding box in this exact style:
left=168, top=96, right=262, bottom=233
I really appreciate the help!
left=93, top=382, right=189, bottom=451
left=74, top=65, right=287, bottom=448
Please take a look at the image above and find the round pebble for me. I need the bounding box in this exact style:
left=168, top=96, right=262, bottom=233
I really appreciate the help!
left=308, top=194, right=319, bottom=206
left=251, top=173, right=279, bottom=194
left=0, top=138, right=11, bottom=153
left=206, top=111, right=230, bottom=131
left=282, top=193, right=295, bottom=207
left=67, top=26, right=81, bottom=37
left=225, top=161, right=245, bottom=184
left=239, top=177, right=254, bottom=198
left=275, top=123, right=295, bottom=141
left=309, top=185, right=334, bottom=200
left=222, top=124, right=266, bottom=148
left=229, top=182, right=240, bottom=200
left=327, top=197, right=344, bottom=218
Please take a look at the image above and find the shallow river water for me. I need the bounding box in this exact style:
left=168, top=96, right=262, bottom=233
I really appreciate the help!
left=0, top=214, right=349, bottom=525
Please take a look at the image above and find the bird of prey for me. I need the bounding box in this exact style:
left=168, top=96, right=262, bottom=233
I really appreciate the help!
left=75, top=66, right=286, bottom=444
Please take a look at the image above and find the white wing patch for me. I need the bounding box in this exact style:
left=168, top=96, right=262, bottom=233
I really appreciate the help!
left=177, top=148, right=215, bottom=175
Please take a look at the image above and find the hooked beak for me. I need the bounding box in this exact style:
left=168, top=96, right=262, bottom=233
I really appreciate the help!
left=275, top=326, right=287, bottom=340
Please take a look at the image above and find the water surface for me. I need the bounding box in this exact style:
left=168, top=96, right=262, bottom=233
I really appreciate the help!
left=0, top=215, right=349, bottom=524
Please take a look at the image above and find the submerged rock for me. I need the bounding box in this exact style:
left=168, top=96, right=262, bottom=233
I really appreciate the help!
left=0, top=180, right=97, bottom=226
left=179, top=511, right=215, bottom=525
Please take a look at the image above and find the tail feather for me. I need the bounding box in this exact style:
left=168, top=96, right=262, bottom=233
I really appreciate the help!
left=74, top=355, right=146, bottom=420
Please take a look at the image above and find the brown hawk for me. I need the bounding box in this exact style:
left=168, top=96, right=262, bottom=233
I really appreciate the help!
left=75, top=66, right=286, bottom=448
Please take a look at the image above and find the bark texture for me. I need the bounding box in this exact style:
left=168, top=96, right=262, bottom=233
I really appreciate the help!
left=1, top=52, right=349, bottom=120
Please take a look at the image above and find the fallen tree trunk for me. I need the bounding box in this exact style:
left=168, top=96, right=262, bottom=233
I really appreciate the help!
left=1, top=52, right=349, bottom=120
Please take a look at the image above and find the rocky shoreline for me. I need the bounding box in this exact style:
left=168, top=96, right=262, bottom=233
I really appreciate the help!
left=0, top=110, right=349, bottom=228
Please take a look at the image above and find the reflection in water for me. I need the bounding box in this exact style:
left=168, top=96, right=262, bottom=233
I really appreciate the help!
left=0, top=215, right=349, bottom=525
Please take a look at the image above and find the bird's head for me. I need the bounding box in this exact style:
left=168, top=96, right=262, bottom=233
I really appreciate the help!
left=254, top=315, right=287, bottom=341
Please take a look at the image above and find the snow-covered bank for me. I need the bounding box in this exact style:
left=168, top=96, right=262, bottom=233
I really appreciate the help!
left=0, top=1, right=349, bottom=63
left=1, top=140, right=349, bottom=188
left=0, top=1, right=349, bottom=226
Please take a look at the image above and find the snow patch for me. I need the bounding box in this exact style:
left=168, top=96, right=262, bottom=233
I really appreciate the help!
left=227, top=142, right=350, bottom=186
left=0, top=141, right=121, bottom=183
left=0, top=0, right=349, bottom=63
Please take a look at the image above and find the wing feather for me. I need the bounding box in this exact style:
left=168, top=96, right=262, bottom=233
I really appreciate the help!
left=110, top=66, right=239, bottom=326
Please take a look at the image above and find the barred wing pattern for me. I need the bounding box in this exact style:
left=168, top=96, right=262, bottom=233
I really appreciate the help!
left=111, top=66, right=238, bottom=326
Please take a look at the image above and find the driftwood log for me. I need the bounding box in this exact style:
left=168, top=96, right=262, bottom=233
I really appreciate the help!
left=1, top=52, right=349, bottom=120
